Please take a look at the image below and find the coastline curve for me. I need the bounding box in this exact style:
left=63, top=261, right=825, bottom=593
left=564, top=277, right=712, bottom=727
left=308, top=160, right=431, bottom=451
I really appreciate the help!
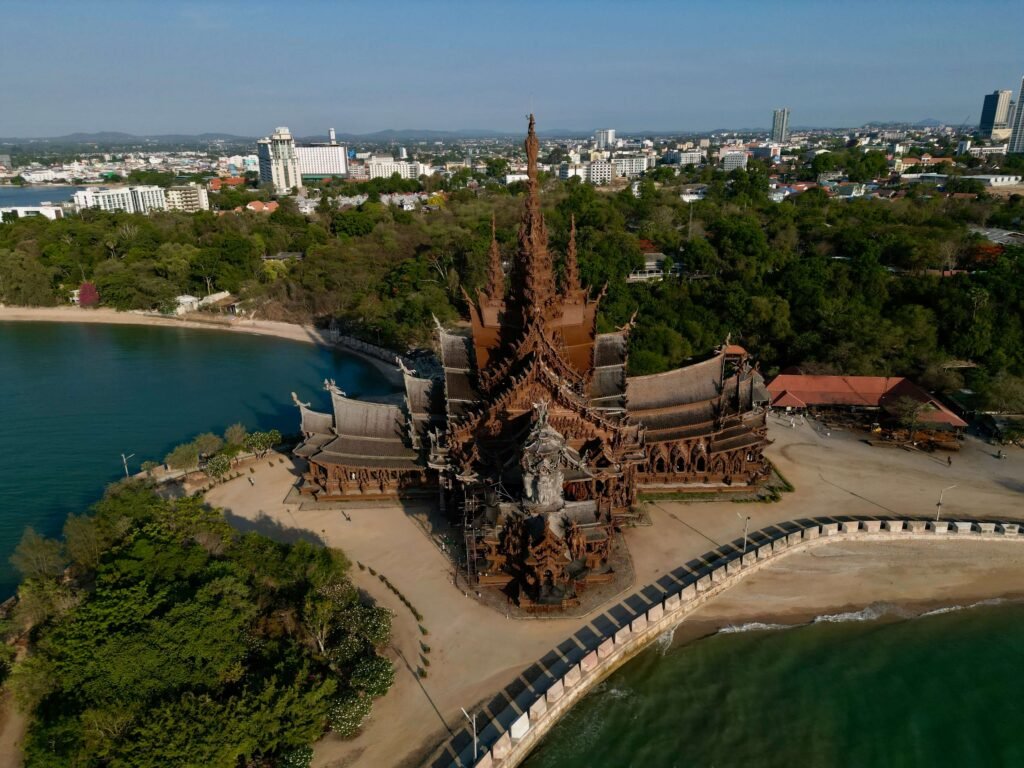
left=424, top=516, right=1024, bottom=768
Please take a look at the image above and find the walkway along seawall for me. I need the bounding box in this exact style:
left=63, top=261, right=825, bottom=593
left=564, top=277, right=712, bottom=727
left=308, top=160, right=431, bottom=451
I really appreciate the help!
left=425, top=516, right=1024, bottom=768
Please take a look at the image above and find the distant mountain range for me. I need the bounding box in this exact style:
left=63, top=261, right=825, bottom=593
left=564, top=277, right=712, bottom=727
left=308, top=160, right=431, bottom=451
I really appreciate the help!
left=0, top=119, right=958, bottom=147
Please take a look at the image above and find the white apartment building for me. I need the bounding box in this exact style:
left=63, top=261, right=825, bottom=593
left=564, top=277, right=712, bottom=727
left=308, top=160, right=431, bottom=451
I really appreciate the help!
left=295, top=144, right=349, bottom=179
left=165, top=183, right=210, bottom=213
left=588, top=160, right=613, bottom=184
left=595, top=129, right=616, bottom=150
left=679, top=150, right=703, bottom=166
left=257, top=127, right=301, bottom=194
left=73, top=186, right=167, bottom=214
left=612, top=156, right=649, bottom=178
left=721, top=151, right=749, bottom=171
left=367, top=157, right=429, bottom=180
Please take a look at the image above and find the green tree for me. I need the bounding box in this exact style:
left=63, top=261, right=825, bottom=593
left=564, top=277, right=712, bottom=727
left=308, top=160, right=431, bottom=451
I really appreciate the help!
left=194, top=432, right=224, bottom=457
left=165, top=442, right=199, bottom=476
left=10, top=527, right=64, bottom=581
left=205, top=454, right=231, bottom=482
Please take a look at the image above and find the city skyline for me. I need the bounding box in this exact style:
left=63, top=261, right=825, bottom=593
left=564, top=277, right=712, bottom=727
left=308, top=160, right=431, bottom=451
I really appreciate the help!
left=2, top=0, right=1023, bottom=137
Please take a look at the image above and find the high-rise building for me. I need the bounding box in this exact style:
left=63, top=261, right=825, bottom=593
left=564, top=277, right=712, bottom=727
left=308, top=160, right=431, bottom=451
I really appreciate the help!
left=980, top=90, right=1013, bottom=139
left=771, top=108, right=790, bottom=143
left=257, top=127, right=301, bottom=194
left=1008, top=78, right=1024, bottom=154
left=595, top=129, right=616, bottom=150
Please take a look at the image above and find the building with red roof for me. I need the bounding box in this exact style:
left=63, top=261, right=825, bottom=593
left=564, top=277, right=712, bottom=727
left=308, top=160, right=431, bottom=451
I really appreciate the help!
left=766, top=374, right=967, bottom=428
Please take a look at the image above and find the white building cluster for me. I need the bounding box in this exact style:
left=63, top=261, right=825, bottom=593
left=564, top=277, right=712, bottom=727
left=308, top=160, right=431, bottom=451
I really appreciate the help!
left=72, top=182, right=210, bottom=215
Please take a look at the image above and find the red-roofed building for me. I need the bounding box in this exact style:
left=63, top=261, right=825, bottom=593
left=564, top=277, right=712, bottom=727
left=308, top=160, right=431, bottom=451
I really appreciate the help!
left=208, top=176, right=247, bottom=192
left=766, top=374, right=967, bottom=428
left=245, top=200, right=279, bottom=214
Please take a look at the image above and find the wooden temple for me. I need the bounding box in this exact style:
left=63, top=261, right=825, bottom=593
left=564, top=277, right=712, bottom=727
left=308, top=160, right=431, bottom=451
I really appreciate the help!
left=294, top=115, right=770, bottom=609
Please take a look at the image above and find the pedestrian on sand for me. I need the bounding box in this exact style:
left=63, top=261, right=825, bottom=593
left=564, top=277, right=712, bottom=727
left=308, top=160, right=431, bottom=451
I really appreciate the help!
left=248, top=477, right=254, bottom=486
left=947, top=456, right=952, bottom=467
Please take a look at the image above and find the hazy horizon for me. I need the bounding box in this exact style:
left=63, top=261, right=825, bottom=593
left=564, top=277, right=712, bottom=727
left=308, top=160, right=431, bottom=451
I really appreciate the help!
left=2, top=0, right=1022, bottom=138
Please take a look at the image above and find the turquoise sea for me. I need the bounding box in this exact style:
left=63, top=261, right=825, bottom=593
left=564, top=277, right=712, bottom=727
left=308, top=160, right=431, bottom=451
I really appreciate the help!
left=0, top=185, right=83, bottom=207
left=0, top=321, right=397, bottom=596
left=524, top=601, right=1024, bottom=768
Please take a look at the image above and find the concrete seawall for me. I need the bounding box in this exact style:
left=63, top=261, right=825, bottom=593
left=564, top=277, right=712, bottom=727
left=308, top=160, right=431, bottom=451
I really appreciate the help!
left=425, top=517, right=1024, bottom=768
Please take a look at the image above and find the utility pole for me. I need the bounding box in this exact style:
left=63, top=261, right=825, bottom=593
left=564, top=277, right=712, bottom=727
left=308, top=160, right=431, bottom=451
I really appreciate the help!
left=736, top=512, right=751, bottom=555
left=121, top=452, right=135, bottom=479
left=460, top=707, right=478, bottom=764
left=935, top=484, right=957, bottom=522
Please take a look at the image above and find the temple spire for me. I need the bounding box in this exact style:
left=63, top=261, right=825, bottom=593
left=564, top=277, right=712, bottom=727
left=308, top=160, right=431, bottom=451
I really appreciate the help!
left=485, top=213, right=504, bottom=301
left=514, top=114, right=556, bottom=317
left=564, top=214, right=580, bottom=293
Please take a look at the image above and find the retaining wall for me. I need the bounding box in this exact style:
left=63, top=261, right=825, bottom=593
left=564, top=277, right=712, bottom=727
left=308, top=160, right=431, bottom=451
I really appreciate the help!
left=429, top=517, right=1024, bottom=768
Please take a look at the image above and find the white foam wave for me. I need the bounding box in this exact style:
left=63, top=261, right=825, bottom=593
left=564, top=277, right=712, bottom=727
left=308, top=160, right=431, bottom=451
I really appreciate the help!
left=918, top=597, right=1006, bottom=618
left=656, top=625, right=677, bottom=654
left=812, top=603, right=895, bottom=624
left=717, top=621, right=791, bottom=634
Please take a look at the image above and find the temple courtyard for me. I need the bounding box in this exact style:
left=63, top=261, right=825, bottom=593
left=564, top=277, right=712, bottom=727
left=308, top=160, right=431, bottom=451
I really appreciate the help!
left=205, top=415, right=1024, bottom=768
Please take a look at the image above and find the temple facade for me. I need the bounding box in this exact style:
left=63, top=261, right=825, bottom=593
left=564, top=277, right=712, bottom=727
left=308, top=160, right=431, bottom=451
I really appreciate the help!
left=294, top=116, right=770, bottom=609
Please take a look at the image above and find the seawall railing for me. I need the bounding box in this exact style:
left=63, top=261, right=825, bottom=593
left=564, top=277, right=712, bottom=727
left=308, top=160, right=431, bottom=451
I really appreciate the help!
left=425, top=516, right=1024, bottom=768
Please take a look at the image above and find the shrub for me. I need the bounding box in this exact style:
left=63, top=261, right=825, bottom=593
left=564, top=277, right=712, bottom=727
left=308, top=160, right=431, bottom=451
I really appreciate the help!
left=327, top=691, right=373, bottom=738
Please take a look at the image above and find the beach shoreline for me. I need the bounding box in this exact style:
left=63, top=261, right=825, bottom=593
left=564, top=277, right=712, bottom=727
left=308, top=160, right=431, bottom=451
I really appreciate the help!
left=0, top=305, right=404, bottom=386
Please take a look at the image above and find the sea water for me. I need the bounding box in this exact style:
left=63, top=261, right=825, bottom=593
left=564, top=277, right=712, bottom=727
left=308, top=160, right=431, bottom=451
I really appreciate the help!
left=0, top=321, right=398, bottom=596
left=524, top=601, right=1024, bottom=767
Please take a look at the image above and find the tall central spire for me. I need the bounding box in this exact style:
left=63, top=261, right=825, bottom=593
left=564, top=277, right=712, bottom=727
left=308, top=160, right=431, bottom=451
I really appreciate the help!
left=515, top=114, right=556, bottom=317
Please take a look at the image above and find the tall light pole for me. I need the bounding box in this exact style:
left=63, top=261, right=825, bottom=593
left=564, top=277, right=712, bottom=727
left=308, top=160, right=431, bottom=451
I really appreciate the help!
left=736, top=512, right=751, bottom=555
left=121, top=452, right=135, bottom=479
left=460, top=707, right=477, bottom=764
left=935, top=484, right=957, bottom=522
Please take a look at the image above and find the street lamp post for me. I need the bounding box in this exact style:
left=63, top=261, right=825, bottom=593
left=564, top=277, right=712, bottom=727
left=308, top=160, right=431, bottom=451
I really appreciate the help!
left=460, top=707, right=478, bottom=764
left=935, top=484, right=958, bottom=522
left=736, top=512, right=751, bottom=555
left=121, top=452, right=135, bottom=479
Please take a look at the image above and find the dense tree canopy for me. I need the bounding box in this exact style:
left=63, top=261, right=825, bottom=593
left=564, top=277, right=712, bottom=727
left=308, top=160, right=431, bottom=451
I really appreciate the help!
left=2, top=169, right=1023, bottom=406
left=6, top=482, right=393, bottom=767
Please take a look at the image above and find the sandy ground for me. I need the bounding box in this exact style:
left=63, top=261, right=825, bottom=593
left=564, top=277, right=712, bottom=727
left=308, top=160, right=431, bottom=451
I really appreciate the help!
left=0, top=305, right=328, bottom=345
left=201, top=415, right=1024, bottom=768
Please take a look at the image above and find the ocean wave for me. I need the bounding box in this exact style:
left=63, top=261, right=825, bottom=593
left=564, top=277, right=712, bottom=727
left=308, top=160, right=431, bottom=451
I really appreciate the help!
left=718, top=621, right=792, bottom=634
left=918, top=598, right=1006, bottom=618
left=656, top=625, right=677, bottom=654
left=812, top=602, right=906, bottom=624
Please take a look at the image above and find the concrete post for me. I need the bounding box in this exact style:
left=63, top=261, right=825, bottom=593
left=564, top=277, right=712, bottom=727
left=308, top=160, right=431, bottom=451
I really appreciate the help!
left=529, top=697, right=548, bottom=721
left=564, top=665, right=582, bottom=689
left=580, top=651, right=598, bottom=674
left=491, top=732, right=512, bottom=760
left=863, top=520, right=882, bottom=533
left=1000, top=523, right=1020, bottom=535
left=883, top=520, right=905, bottom=532
left=954, top=521, right=974, bottom=534
left=545, top=679, right=564, bottom=704
left=648, top=604, right=664, bottom=623
left=840, top=521, right=860, bottom=534
left=631, top=615, right=648, bottom=634
left=822, top=522, right=839, bottom=536
left=802, top=525, right=820, bottom=540
left=665, top=593, right=681, bottom=611
left=908, top=520, right=927, bottom=533
left=509, top=712, right=530, bottom=741
left=742, top=551, right=756, bottom=568
left=932, top=521, right=950, bottom=534
left=681, top=583, right=697, bottom=602
left=978, top=522, right=997, bottom=534
left=475, top=752, right=494, bottom=768
left=597, top=638, right=615, bottom=659
left=614, top=627, right=631, bottom=646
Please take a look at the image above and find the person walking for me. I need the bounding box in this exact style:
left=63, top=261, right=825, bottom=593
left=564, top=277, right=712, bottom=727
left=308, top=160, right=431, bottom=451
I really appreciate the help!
left=947, top=456, right=952, bottom=467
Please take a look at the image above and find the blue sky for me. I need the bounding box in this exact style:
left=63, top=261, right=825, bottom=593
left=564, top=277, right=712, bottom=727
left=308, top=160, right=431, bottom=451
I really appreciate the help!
left=1, top=0, right=1022, bottom=137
